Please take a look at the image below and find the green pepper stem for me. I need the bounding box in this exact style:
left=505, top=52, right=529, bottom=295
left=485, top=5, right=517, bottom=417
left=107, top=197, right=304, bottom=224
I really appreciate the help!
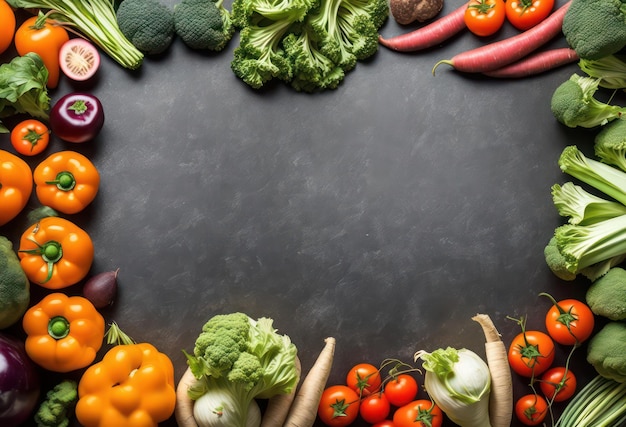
left=48, top=316, right=70, bottom=339
left=46, top=171, right=76, bottom=191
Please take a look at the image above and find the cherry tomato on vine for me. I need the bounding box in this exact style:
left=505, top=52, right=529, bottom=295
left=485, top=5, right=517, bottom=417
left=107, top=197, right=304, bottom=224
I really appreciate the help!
left=539, top=367, right=577, bottom=402
left=10, top=119, right=50, bottom=156
left=393, top=400, right=443, bottom=427
left=542, top=294, right=595, bottom=345
left=505, top=0, right=554, bottom=31
left=360, top=392, right=391, bottom=424
left=465, top=0, right=506, bottom=37
left=346, top=363, right=382, bottom=396
left=383, top=374, right=419, bottom=407
left=515, top=394, right=548, bottom=426
left=508, top=329, right=555, bottom=377
left=318, top=385, right=360, bottom=427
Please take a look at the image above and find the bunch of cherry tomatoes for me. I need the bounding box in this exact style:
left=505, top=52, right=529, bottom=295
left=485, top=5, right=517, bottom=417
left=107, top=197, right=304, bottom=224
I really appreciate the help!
left=464, top=0, right=555, bottom=37
left=317, top=361, right=444, bottom=427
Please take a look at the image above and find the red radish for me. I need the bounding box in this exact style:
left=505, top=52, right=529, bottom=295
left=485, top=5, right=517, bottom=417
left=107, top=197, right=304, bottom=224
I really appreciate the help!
left=378, top=2, right=469, bottom=52
left=432, top=0, right=571, bottom=74
left=483, top=47, right=578, bottom=78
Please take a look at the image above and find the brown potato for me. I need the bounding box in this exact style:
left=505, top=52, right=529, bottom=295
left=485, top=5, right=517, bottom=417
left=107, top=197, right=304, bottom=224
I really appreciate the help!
left=389, top=0, right=444, bottom=25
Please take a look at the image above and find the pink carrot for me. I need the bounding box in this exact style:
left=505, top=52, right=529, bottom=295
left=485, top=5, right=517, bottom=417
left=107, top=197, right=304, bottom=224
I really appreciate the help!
left=432, top=0, right=571, bottom=74
left=483, top=47, right=578, bottom=78
left=378, top=2, right=469, bottom=52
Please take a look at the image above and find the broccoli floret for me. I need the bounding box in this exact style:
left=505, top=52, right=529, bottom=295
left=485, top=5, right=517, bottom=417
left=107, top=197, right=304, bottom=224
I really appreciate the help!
left=562, top=0, right=626, bottom=61
left=116, top=0, right=175, bottom=55
left=551, top=74, right=626, bottom=129
left=544, top=236, right=578, bottom=281
left=282, top=22, right=345, bottom=92
left=34, top=380, right=78, bottom=427
left=174, top=0, right=235, bottom=51
left=580, top=54, right=626, bottom=90
left=551, top=182, right=626, bottom=226
left=587, top=321, right=626, bottom=382
left=183, top=313, right=299, bottom=426
left=586, top=267, right=626, bottom=320
left=595, top=119, right=626, bottom=173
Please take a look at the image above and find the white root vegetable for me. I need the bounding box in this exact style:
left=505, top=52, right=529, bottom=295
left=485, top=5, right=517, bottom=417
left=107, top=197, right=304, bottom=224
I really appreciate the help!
left=260, top=357, right=302, bottom=427
left=176, top=367, right=200, bottom=427
left=284, top=337, right=336, bottom=427
left=472, top=314, right=513, bottom=427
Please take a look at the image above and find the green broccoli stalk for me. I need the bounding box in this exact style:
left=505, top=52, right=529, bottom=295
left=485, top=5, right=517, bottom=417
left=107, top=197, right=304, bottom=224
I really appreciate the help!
left=231, top=0, right=313, bottom=28
left=551, top=182, right=626, bottom=225
left=580, top=54, right=626, bottom=90
left=595, top=119, right=626, bottom=173
left=183, top=313, right=299, bottom=427
left=308, top=0, right=357, bottom=72
left=174, top=0, right=235, bottom=51
left=34, top=380, right=78, bottom=427
left=116, top=0, right=175, bottom=55
left=551, top=74, right=626, bottom=129
left=586, top=267, right=626, bottom=320
left=7, top=0, right=143, bottom=69
left=562, top=0, right=626, bottom=61
left=586, top=321, right=626, bottom=382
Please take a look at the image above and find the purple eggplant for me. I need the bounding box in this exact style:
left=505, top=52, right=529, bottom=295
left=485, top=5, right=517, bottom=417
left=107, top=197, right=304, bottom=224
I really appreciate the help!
left=0, top=332, right=40, bottom=425
left=50, top=92, right=105, bottom=143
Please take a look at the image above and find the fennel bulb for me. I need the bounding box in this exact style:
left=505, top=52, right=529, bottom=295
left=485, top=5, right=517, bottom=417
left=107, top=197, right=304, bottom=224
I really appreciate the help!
left=416, top=347, right=492, bottom=427
left=193, top=388, right=262, bottom=427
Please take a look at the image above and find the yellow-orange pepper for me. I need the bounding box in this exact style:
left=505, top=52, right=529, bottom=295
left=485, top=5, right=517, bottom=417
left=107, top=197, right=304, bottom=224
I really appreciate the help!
left=0, top=149, right=33, bottom=226
left=18, top=216, right=94, bottom=289
left=34, top=150, right=100, bottom=214
left=76, top=324, right=176, bottom=427
left=22, top=292, right=105, bottom=372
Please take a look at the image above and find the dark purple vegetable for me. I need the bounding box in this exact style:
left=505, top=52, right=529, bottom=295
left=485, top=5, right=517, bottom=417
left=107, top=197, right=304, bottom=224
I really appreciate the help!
left=0, top=332, right=40, bottom=425
left=82, top=269, right=119, bottom=308
left=49, top=92, right=105, bottom=143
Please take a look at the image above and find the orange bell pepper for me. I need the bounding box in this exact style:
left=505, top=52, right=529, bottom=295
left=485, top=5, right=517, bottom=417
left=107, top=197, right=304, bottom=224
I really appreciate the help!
left=76, top=323, right=176, bottom=427
left=18, top=216, right=94, bottom=289
left=34, top=150, right=100, bottom=214
left=0, top=149, right=33, bottom=226
left=22, top=292, right=105, bottom=372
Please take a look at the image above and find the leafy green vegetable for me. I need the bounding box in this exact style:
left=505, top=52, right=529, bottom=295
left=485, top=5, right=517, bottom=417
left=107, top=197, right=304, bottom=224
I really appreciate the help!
left=6, top=0, right=144, bottom=69
left=34, top=380, right=78, bottom=427
left=579, top=54, right=626, bottom=90
left=183, top=313, right=299, bottom=427
left=0, top=52, right=50, bottom=133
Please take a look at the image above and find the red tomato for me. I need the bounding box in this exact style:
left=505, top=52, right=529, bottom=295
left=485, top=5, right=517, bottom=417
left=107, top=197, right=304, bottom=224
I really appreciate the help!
left=464, top=0, right=506, bottom=37
left=360, top=392, right=391, bottom=424
left=373, top=421, right=396, bottom=427
left=515, top=394, right=548, bottom=426
left=10, top=119, right=50, bottom=156
left=0, top=0, right=15, bottom=55
left=393, top=400, right=443, bottom=427
left=346, top=363, right=382, bottom=396
left=318, top=385, right=360, bottom=427
left=544, top=296, right=595, bottom=345
left=508, top=330, right=555, bottom=377
left=539, top=367, right=577, bottom=402
left=505, top=0, right=554, bottom=31
left=383, top=374, right=419, bottom=407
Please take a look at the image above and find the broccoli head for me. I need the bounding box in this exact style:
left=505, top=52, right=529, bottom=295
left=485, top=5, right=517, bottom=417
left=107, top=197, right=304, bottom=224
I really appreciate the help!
left=174, top=0, right=235, bottom=51
left=586, top=267, right=626, bottom=320
left=562, top=0, right=626, bottom=61
left=587, top=321, right=626, bottom=382
left=551, top=74, right=626, bottom=129
left=34, top=380, right=78, bottom=427
left=116, top=0, right=175, bottom=55
left=183, top=313, right=299, bottom=427
left=544, top=236, right=577, bottom=281
left=595, top=119, right=626, bottom=173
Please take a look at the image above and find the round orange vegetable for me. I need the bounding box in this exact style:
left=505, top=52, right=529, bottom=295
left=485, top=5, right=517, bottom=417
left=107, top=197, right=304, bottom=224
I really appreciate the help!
left=33, top=150, right=100, bottom=214
left=465, top=0, right=506, bottom=37
left=14, top=11, right=70, bottom=89
left=76, top=323, right=177, bottom=427
left=10, top=119, right=50, bottom=156
left=505, top=0, right=554, bottom=31
left=0, top=0, right=16, bottom=55
left=0, top=149, right=33, bottom=227
left=18, top=216, right=94, bottom=289
left=22, top=292, right=105, bottom=372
